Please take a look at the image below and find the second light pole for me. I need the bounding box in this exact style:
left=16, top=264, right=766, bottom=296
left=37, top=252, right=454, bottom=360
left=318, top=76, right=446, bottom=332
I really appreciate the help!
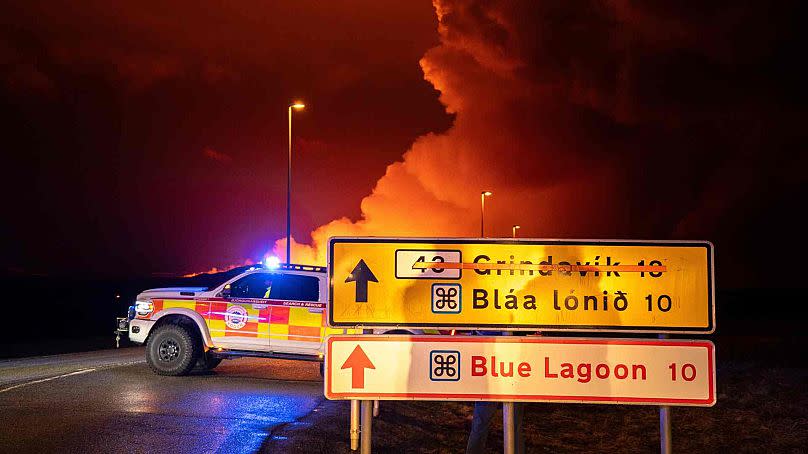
left=480, top=190, right=492, bottom=237
left=287, top=101, right=305, bottom=264
left=512, top=224, right=521, bottom=238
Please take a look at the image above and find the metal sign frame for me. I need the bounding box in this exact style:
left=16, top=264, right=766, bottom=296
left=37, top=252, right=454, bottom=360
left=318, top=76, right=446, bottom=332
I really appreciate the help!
left=328, top=237, right=715, bottom=334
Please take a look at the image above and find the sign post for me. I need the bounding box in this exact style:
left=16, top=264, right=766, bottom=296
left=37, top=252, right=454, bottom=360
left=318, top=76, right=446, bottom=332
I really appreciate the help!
left=659, top=333, right=672, bottom=454
left=503, top=401, right=516, bottom=454
left=350, top=400, right=360, bottom=451
left=502, top=330, right=516, bottom=454
left=360, top=400, right=372, bottom=454
left=660, top=403, right=671, bottom=453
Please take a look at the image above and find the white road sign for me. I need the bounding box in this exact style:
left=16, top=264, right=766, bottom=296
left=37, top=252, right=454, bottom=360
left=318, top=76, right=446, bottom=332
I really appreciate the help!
left=325, top=335, right=716, bottom=407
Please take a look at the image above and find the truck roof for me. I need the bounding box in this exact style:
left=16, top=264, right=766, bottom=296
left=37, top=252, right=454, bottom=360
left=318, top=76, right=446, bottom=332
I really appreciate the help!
left=181, top=263, right=326, bottom=290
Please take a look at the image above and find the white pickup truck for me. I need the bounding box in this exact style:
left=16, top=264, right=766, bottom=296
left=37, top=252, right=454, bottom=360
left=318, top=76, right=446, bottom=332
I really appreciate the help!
left=117, top=263, right=419, bottom=376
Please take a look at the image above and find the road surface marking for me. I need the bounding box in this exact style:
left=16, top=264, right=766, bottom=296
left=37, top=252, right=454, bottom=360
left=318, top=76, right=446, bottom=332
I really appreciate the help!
left=0, top=368, right=97, bottom=394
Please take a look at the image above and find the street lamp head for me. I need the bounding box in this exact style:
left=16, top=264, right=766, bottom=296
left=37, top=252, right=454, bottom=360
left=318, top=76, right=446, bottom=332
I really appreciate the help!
left=482, top=191, right=492, bottom=197
left=291, top=102, right=305, bottom=109
left=513, top=225, right=520, bottom=230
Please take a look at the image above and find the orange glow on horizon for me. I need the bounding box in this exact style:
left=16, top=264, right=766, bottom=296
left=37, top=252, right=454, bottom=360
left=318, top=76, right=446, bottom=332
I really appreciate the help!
left=183, top=259, right=256, bottom=278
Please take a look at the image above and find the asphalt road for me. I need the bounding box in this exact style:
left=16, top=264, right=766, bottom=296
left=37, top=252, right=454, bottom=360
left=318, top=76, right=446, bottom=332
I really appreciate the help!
left=0, top=347, right=324, bottom=453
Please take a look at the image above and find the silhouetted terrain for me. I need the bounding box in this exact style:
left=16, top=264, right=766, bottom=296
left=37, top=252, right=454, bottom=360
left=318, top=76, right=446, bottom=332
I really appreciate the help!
left=0, top=267, right=254, bottom=358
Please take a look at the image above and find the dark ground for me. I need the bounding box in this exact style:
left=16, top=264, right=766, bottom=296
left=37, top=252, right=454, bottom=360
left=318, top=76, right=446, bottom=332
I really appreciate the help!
left=1, top=337, right=802, bottom=454
left=0, top=350, right=324, bottom=454
left=263, top=334, right=807, bottom=453
left=1, top=276, right=806, bottom=452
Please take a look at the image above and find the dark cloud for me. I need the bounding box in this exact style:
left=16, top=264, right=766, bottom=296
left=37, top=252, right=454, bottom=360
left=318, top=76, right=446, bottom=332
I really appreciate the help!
left=286, top=0, right=807, bottom=288
left=203, top=147, right=233, bottom=164
left=0, top=0, right=449, bottom=275
left=3, top=63, right=56, bottom=96
left=1, top=1, right=804, bottom=287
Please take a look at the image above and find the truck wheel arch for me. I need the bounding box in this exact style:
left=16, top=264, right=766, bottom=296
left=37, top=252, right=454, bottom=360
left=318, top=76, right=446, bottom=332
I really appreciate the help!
left=148, top=308, right=214, bottom=349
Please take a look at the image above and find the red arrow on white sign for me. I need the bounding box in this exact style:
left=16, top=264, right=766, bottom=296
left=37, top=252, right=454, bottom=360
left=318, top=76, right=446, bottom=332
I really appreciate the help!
left=340, top=344, right=375, bottom=388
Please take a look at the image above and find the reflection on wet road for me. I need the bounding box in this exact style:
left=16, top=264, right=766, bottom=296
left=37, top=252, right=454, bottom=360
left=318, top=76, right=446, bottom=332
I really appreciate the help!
left=0, top=347, right=323, bottom=453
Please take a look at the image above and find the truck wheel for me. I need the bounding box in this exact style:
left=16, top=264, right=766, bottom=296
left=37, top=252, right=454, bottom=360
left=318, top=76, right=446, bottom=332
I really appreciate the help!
left=146, top=324, right=199, bottom=376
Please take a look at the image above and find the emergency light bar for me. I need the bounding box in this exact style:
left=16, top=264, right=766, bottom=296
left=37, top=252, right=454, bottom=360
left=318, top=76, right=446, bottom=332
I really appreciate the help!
left=276, top=263, right=327, bottom=273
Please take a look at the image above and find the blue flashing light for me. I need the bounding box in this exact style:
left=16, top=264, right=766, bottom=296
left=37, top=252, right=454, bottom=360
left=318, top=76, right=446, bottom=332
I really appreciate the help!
left=265, top=256, right=281, bottom=269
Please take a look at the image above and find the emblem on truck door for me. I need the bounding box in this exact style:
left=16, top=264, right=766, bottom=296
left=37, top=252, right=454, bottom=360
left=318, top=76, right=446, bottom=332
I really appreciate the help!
left=225, top=305, right=248, bottom=330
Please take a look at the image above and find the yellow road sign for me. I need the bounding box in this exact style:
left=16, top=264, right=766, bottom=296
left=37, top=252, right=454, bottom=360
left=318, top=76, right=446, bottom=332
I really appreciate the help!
left=328, top=238, right=714, bottom=333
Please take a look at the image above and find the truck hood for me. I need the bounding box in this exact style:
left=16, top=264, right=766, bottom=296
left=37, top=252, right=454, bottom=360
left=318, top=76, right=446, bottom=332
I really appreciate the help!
left=137, top=287, right=212, bottom=299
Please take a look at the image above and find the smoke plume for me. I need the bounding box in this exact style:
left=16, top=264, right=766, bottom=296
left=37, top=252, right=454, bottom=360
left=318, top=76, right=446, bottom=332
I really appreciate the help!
left=276, top=0, right=806, bottom=274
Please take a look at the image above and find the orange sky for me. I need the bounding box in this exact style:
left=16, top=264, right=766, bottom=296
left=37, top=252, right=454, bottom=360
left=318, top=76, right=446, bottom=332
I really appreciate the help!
left=2, top=1, right=806, bottom=288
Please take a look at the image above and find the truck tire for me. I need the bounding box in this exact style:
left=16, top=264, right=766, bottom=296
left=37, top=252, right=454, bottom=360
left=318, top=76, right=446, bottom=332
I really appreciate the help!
left=146, top=324, right=200, bottom=376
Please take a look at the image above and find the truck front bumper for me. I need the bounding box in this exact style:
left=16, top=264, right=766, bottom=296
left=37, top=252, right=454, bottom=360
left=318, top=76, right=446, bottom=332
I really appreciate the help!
left=128, top=319, right=155, bottom=344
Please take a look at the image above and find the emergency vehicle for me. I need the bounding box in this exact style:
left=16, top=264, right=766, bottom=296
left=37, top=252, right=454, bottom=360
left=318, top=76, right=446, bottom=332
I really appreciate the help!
left=116, top=262, right=409, bottom=376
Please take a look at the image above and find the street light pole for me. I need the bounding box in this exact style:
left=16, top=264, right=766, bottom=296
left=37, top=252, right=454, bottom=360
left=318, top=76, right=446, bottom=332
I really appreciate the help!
left=480, top=191, right=492, bottom=237
left=287, top=102, right=305, bottom=264
left=512, top=225, right=520, bottom=238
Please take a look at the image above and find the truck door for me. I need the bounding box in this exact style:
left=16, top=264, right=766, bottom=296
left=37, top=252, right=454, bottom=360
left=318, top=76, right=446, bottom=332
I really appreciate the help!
left=206, top=272, right=272, bottom=351
left=266, top=273, right=324, bottom=354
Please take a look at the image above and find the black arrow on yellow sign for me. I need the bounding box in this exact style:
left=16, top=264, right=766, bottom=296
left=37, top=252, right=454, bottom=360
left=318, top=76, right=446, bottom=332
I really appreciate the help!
left=345, top=259, right=378, bottom=302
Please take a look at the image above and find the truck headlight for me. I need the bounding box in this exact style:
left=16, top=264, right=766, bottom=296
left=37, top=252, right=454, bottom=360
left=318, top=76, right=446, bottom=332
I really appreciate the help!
left=135, top=300, right=154, bottom=316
